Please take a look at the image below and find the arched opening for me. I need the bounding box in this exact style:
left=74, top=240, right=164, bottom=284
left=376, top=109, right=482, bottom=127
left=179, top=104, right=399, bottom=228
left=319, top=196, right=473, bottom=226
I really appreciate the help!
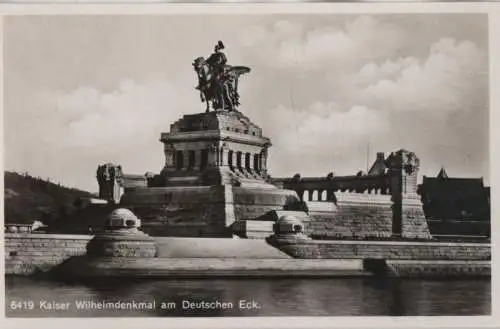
left=175, top=150, right=183, bottom=170
left=245, top=153, right=251, bottom=172
left=253, top=154, right=260, bottom=172
left=236, top=151, right=243, bottom=170
left=188, top=150, right=195, bottom=170
left=228, top=150, right=234, bottom=170
left=200, top=149, right=208, bottom=171
left=321, top=190, right=327, bottom=201
left=302, top=190, right=310, bottom=202
left=312, top=190, right=318, bottom=201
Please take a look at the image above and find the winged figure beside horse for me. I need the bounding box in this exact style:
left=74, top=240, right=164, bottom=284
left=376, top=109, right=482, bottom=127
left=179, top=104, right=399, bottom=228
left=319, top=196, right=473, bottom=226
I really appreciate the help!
left=193, top=41, right=251, bottom=112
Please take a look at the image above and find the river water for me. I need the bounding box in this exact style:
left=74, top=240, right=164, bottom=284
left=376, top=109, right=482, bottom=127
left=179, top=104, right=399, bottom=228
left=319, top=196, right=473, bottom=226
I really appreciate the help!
left=5, top=276, right=490, bottom=317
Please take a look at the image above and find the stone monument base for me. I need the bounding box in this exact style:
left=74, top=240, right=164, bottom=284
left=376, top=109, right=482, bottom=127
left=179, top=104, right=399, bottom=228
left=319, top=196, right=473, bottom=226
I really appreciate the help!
left=120, top=185, right=299, bottom=237
left=86, top=230, right=157, bottom=258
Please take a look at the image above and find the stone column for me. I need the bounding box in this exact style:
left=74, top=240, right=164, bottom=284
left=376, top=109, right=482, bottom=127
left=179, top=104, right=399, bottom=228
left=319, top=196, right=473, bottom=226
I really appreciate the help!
left=308, top=190, right=313, bottom=201
left=245, top=153, right=252, bottom=173
left=253, top=153, right=260, bottom=173
left=260, top=147, right=268, bottom=176
left=163, top=143, right=175, bottom=171
left=183, top=152, right=190, bottom=171
left=228, top=150, right=236, bottom=170
left=236, top=151, right=243, bottom=171
left=220, top=144, right=229, bottom=166
left=194, top=149, right=202, bottom=171
left=208, top=143, right=218, bottom=168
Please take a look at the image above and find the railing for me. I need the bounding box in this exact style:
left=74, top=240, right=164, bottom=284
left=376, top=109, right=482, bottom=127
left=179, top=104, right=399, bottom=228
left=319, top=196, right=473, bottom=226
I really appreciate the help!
left=4, top=223, right=35, bottom=234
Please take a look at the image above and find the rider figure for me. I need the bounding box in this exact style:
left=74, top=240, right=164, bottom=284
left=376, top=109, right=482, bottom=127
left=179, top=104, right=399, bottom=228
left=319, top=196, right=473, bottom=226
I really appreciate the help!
left=206, top=41, right=235, bottom=109
left=206, top=40, right=227, bottom=78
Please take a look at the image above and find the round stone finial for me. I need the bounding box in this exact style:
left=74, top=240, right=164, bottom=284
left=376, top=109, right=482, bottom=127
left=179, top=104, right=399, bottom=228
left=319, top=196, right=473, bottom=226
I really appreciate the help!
left=105, top=208, right=141, bottom=230
left=86, top=208, right=156, bottom=258
left=275, top=215, right=304, bottom=234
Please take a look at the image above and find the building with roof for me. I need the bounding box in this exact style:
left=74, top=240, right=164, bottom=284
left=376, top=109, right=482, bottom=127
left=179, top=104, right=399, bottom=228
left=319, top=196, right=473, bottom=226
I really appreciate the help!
left=418, top=167, right=490, bottom=238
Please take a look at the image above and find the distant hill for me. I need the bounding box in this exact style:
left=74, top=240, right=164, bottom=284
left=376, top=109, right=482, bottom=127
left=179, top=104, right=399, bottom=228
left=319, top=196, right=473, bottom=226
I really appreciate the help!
left=4, top=171, right=95, bottom=225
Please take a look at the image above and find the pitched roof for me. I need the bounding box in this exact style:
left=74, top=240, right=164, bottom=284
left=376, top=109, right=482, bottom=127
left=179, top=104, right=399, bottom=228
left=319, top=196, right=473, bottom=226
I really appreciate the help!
left=420, top=176, right=486, bottom=200
left=437, top=167, right=448, bottom=179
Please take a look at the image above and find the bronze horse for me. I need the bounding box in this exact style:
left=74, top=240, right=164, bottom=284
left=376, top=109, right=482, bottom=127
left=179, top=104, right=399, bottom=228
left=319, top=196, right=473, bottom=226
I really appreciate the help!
left=193, top=57, right=250, bottom=112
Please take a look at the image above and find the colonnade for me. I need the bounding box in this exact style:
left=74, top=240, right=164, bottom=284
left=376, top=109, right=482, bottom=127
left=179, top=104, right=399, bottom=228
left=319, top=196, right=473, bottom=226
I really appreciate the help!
left=172, top=147, right=267, bottom=174
left=297, top=187, right=390, bottom=202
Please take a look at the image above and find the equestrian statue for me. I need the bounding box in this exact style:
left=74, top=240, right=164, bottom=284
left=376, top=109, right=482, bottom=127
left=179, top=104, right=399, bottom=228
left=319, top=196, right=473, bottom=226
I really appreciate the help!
left=193, top=41, right=251, bottom=112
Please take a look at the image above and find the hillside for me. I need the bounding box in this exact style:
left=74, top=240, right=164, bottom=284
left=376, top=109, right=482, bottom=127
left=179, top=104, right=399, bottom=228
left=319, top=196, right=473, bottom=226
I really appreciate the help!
left=4, top=171, right=94, bottom=225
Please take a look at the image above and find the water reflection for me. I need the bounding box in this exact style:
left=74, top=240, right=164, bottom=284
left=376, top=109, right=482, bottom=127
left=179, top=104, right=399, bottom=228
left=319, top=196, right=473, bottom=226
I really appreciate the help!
left=5, top=276, right=491, bottom=317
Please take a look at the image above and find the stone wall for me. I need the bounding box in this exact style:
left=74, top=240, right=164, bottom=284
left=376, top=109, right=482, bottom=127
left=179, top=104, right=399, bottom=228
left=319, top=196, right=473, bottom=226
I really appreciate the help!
left=4, top=233, right=92, bottom=275
left=120, top=186, right=230, bottom=237
left=232, top=220, right=275, bottom=238
left=4, top=233, right=292, bottom=275
left=120, top=186, right=299, bottom=237
left=272, top=239, right=491, bottom=260
left=385, top=260, right=490, bottom=277
left=232, top=187, right=298, bottom=222
left=286, top=192, right=393, bottom=239
left=401, top=197, right=432, bottom=239
left=5, top=233, right=490, bottom=278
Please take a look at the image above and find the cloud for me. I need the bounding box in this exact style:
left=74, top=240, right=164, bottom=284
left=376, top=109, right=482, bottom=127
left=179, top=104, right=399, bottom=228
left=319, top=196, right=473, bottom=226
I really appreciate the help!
left=4, top=15, right=489, bottom=190
left=255, top=102, right=389, bottom=176
left=8, top=78, right=202, bottom=191
left=361, top=38, right=486, bottom=114
left=239, top=15, right=405, bottom=70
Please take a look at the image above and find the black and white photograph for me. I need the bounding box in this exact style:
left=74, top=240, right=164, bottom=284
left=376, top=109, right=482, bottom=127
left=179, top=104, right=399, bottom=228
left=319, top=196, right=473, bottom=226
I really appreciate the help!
left=1, top=4, right=495, bottom=324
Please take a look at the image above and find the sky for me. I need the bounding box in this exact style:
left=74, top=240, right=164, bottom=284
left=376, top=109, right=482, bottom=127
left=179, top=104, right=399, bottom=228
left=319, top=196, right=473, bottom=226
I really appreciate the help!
left=3, top=14, right=489, bottom=193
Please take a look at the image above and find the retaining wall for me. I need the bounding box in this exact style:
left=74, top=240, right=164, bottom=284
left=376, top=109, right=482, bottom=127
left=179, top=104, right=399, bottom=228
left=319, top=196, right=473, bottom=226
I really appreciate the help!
left=4, top=233, right=291, bottom=275
left=4, top=234, right=92, bottom=275
left=271, top=239, right=491, bottom=260
left=287, top=193, right=394, bottom=239
left=5, top=233, right=491, bottom=277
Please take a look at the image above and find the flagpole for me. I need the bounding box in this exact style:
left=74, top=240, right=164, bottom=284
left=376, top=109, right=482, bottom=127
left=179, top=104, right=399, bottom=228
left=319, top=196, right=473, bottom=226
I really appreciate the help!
left=366, top=142, right=370, bottom=173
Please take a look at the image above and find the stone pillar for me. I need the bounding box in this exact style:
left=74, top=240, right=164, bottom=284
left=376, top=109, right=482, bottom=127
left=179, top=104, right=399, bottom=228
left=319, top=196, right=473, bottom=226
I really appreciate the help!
left=386, top=150, right=431, bottom=239
left=194, top=149, right=202, bottom=171
left=253, top=153, right=260, bottom=173
left=220, top=143, right=229, bottom=166
left=245, top=153, right=252, bottom=172
left=236, top=151, right=243, bottom=171
left=308, top=190, right=313, bottom=201
left=163, top=143, right=175, bottom=171
left=112, top=180, right=122, bottom=204
left=183, top=152, right=190, bottom=170
left=208, top=143, right=218, bottom=168
left=228, top=150, right=236, bottom=170
left=327, top=189, right=335, bottom=201
left=260, top=147, right=268, bottom=176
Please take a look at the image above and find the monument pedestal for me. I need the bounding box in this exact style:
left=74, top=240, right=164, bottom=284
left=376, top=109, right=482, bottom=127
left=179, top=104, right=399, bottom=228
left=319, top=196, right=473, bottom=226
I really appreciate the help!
left=120, top=110, right=300, bottom=237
